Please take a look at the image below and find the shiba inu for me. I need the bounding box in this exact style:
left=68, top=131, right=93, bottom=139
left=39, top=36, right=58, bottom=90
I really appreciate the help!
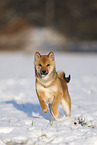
left=34, top=51, right=71, bottom=120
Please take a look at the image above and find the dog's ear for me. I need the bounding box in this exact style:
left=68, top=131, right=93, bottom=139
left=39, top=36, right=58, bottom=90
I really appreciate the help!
left=35, top=52, right=41, bottom=60
left=48, top=51, right=54, bottom=60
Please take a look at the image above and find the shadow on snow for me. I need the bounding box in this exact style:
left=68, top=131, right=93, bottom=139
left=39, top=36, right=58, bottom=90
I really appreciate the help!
left=4, top=100, right=66, bottom=121
left=4, top=100, right=53, bottom=121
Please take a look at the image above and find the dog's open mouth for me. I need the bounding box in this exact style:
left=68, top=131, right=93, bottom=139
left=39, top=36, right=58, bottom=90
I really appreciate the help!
left=41, top=73, right=48, bottom=77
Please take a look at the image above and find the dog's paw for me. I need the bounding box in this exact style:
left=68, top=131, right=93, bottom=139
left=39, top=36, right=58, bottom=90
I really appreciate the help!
left=53, top=110, right=59, bottom=118
left=51, top=110, right=59, bottom=121
left=43, top=106, right=49, bottom=113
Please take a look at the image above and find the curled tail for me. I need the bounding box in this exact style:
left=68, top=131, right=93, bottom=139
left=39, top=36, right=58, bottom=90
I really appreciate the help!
left=57, top=71, right=71, bottom=83
left=64, top=74, right=71, bottom=83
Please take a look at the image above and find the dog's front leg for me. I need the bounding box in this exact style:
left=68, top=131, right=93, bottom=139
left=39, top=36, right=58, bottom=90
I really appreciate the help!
left=37, top=91, right=48, bottom=113
left=50, top=92, right=63, bottom=120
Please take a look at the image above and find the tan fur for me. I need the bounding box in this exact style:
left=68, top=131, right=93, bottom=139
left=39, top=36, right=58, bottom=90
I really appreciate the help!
left=34, top=51, right=71, bottom=120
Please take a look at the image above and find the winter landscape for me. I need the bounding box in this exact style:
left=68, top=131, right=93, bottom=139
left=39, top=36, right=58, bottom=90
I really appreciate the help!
left=0, top=51, right=97, bottom=145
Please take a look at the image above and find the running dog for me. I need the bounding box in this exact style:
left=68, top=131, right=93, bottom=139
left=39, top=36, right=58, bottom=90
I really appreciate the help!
left=34, top=51, right=71, bottom=120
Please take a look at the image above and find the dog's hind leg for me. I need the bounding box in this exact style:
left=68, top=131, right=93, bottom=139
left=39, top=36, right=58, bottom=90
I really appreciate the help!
left=61, top=96, right=71, bottom=117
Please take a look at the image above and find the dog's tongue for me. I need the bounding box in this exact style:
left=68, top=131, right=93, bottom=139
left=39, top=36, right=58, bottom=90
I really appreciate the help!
left=41, top=74, right=46, bottom=77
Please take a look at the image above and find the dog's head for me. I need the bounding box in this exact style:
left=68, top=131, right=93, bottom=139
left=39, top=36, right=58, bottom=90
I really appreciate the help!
left=34, top=51, right=55, bottom=78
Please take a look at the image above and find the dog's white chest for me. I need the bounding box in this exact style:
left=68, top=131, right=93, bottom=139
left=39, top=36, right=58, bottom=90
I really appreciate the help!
left=37, top=83, right=58, bottom=104
left=45, top=87, right=55, bottom=103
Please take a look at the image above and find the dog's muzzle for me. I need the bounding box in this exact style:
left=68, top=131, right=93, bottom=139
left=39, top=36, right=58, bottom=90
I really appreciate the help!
left=40, top=70, right=48, bottom=77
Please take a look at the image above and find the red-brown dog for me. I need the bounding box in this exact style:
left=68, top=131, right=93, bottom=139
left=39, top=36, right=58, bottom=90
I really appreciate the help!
left=34, top=51, right=71, bottom=120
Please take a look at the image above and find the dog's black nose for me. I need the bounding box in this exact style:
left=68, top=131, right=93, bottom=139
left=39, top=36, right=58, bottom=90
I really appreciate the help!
left=42, top=70, right=46, bottom=74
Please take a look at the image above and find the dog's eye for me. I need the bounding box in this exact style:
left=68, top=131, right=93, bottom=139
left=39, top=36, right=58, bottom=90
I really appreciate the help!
left=47, top=64, right=50, bottom=67
left=39, top=64, right=42, bottom=67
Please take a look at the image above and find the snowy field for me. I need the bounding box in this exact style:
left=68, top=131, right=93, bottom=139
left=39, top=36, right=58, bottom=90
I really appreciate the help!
left=0, top=52, right=97, bottom=145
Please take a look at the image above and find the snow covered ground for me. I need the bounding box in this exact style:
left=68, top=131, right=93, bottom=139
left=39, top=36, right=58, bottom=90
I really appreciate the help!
left=0, top=51, right=97, bottom=145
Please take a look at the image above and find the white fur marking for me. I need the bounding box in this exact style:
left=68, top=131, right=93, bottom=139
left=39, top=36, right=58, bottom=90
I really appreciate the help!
left=37, top=83, right=58, bottom=104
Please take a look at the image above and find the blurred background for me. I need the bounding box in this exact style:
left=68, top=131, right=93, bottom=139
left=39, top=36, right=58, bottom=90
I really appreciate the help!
left=0, top=0, right=97, bottom=52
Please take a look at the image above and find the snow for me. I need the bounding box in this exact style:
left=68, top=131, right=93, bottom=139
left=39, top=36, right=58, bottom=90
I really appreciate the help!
left=0, top=52, right=97, bottom=145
